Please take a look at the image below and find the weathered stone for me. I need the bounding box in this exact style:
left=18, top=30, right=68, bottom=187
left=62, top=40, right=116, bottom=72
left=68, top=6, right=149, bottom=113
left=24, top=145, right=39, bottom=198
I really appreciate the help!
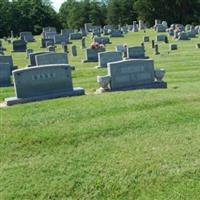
left=71, top=46, right=77, bottom=56
left=98, top=51, right=122, bottom=68
left=127, top=46, right=147, bottom=59
left=36, top=53, right=68, bottom=66
left=5, top=64, right=85, bottom=106
left=83, top=47, right=106, bottom=62
left=20, top=32, right=34, bottom=42
left=0, top=63, right=11, bottom=86
left=12, top=40, right=27, bottom=52
left=97, top=59, right=167, bottom=92
left=169, top=44, right=178, bottom=50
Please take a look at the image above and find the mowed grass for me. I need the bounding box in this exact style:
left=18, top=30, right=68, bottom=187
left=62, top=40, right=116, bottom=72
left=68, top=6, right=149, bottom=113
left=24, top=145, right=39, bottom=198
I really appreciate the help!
left=0, top=30, right=200, bottom=199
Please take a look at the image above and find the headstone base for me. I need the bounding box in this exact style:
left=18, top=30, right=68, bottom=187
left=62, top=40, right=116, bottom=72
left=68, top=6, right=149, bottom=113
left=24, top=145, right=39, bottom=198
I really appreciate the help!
left=0, top=82, right=13, bottom=87
left=110, top=81, right=167, bottom=92
left=5, top=87, right=85, bottom=106
left=82, top=59, right=98, bottom=63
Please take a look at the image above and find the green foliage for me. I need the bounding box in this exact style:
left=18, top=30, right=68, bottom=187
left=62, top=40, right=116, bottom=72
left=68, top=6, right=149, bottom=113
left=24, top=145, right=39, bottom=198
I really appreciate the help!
left=0, top=0, right=61, bottom=37
left=0, top=0, right=199, bottom=37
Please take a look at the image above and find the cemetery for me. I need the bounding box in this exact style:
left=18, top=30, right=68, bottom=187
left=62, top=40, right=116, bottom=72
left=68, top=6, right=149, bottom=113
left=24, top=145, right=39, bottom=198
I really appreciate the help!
left=0, top=0, right=200, bottom=199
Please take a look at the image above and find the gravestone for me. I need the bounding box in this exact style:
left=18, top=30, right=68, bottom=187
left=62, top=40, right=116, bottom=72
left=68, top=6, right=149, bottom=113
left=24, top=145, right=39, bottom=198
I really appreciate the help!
left=70, top=33, right=82, bottom=40
left=35, top=53, right=68, bottom=66
left=11, top=30, right=14, bottom=39
left=29, top=52, right=50, bottom=67
left=156, top=35, right=167, bottom=42
left=12, top=40, right=27, bottom=52
left=186, top=30, right=196, bottom=38
left=41, top=38, right=54, bottom=48
left=110, top=30, right=124, bottom=37
left=81, top=37, right=86, bottom=49
left=155, top=24, right=166, bottom=32
left=5, top=64, right=85, bottom=106
left=127, top=46, right=147, bottom=59
left=97, top=59, right=167, bottom=92
left=94, top=37, right=110, bottom=44
left=54, top=34, right=68, bottom=44
left=48, top=46, right=55, bottom=52
left=154, top=44, right=160, bottom=55
left=115, top=45, right=126, bottom=53
left=20, top=32, right=34, bottom=42
left=63, top=45, right=68, bottom=53
left=0, top=63, right=11, bottom=86
left=97, top=51, right=123, bottom=68
left=143, top=36, right=150, bottom=42
left=132, top=21, right=138, bottom=32
left=26, top=49, right=34, bottom=59
left=0, top=55, right=18, bottom=71
left=83, top=47, right=106, bottom=62
left=61, top=29, right=74, bottom=37
left=169, top=44, right=178, bottom=50
left=71, top=46, right=77, bottom=56
left=84, top=23, right=93, bottom=33
left=196, top=43, right=200, bottom=49
left=139, top=20, right=145, bottom=30
left=43, top=27, right=57, bottom=33
left=45, top=32, right=57, bottom=39
left=178, top=32, right=189, bottom=40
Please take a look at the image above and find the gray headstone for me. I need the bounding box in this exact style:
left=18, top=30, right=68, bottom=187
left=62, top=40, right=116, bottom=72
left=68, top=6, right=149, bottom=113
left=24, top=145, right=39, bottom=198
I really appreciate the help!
left=29, top=52, right=50, bottom=67
left=5, top=64, right=85, bottom=105
left=36, top=53, right=68, bottom=66
left=70, top=33, right=82, bottom=40
left=20, top=32, right=34, bottom=42
left=81, top=37, right=86, bottom=49
left=0, top=55, right=16, bottom=71
left=132, top=21, right=138, bottom=32
left=156, top=35, right=167, bottom=42
left=110, top=30, right=124, bottom=37
left=12, top=40, right=27, bottom=52
left=26, top=49, right=34, bottom=59
left=98, top=51, right=123, bottom=68
left=107, top=59, right=156, bottom=90
left=127, top=46, right=146, bottom=59
left=41, top=38, right=54, bottom=48
left=71, top=45, right=77, bottom=56
left=94, top=36, right=110, bottom=44
left=143, top=36, right=150, bottom=42
left=0, top=63, right=11, bottom=86
left=154, top=44, right=160, bottom=55
left=83, top=47, right=106, bottom=62
left=48, top=46, right=55, bottom=52
left=169, top=44, right=178, bottom=50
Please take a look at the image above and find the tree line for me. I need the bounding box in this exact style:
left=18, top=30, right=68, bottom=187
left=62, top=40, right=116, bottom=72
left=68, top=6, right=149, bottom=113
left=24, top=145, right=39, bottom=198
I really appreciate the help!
left=0, top=0, right=200, bottom=37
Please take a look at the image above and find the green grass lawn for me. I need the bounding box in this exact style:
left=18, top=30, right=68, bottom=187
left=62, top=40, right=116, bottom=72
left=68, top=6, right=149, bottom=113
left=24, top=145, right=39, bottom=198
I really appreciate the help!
left=0, top=30, right=200, bottom=199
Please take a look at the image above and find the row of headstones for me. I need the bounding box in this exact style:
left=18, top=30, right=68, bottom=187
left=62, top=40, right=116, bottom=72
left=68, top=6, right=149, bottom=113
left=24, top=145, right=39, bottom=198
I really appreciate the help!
left=2, top=58, right=167, bottom=106
left=153, top=20, right=200, bottom=40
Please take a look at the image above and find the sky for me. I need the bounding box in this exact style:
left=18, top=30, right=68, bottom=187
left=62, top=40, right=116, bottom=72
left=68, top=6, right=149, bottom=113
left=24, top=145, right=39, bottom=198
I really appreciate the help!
left=52, top=0, right=65, bottom=12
